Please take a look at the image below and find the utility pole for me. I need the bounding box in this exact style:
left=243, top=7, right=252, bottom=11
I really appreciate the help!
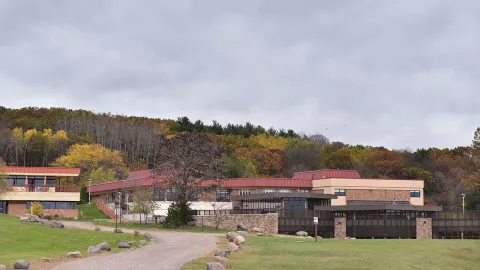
left=313, top=217, right=318, bottom=242
left=461, top=194, right=466, bottom=239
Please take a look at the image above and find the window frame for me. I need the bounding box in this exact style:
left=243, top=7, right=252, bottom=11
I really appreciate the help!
left=334, top=188, right=346, bottom=196
left=410, top=190, right=421, bottom=198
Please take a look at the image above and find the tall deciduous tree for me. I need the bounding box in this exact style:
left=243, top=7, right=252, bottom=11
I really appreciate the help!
left=131, top=188, right=157, bottom=224
left=156, top=133, right=224, bottom=227
left=53, top=144, right=129, bottom=185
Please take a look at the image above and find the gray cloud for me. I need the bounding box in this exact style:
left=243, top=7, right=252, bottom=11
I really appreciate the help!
left=1, top=0, right=480, bottom=149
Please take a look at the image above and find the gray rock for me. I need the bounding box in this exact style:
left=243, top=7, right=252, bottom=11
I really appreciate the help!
left=187, top=220, right=196, bottom=226
left=118, top=242, right=131, bottom=248
left=41, top=214, right=52, bottom=220
left=251, top=227, right=262, bottom=233
left=226, top=232, right=238, bottom=241
left=41, top=257, right=50, bottom=262
left=95, top=227, right=101, bottom=231
left=236, top=222, right=248, bottom=231
left=227, top=242, right=238, bottom=252
left=144, top=232, right=153, bottom=239
left=13, top=260, right=30, bottom=269
left=206, top=262, right=225, bottom=270
left=19, top=215, right=30, bottom=222
left=50, top=221, right=64, bottom=228
left=139, top=240, right=147, bottom=246
left=66, top=251, right=82, bottom=258
left=39, top=219, right=52, bottom=226
left=0, top=264, right=6, bottom=270
left=134, top=230, right=140, bottom=236
left=296, top=231, right=308, bottom=237
left=28, top=215, right=41, bottom=223
left=214, top=249, right=231, bottom=258
left=237, top=245, right=243, bottom=251
left=96, top=242, right=111, bottom=251
left=88, top=246, right=101, bottom=254
left=237, top=231, right=248, bottom=237
left=213, top=256, right=230, bottom=268
left=113, top=228, right=123, bottom=233
left=127, top=241, right=137, bottom=247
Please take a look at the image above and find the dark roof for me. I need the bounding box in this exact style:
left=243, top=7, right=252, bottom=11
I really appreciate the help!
left=314, top=204, right=443, bottom=212
left=231, top=192, right=337, bottom=201
left=293, top=169, right=361, bottom=180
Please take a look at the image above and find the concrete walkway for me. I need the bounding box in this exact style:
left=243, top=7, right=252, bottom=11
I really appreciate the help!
left=49, top=221, right=220, bottom=270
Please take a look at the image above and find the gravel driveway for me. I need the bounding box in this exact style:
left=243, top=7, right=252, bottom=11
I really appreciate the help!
left=48, top=221, right=220, bottom=270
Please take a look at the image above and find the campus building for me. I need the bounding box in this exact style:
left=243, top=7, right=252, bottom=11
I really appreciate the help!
left=0, top=166, right=81, bottom=218
left=88, top=168, right=480, bottom=239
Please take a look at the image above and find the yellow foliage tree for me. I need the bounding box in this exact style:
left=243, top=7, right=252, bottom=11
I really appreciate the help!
left=53, top=144, right=129, bottom=186
left=249, top=134, right=288, bottom=150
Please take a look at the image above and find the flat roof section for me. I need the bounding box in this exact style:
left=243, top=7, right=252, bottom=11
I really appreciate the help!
left=314, top=204, right=443, bottom=212
left=3, top=166, right=81, bottom=176
left=232, top=192, right=338, bottom=201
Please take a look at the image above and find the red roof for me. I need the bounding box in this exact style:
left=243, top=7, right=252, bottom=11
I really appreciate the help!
left=4, top=166, right=81, bottom=175
left=293, top=169, right=361, bottom=180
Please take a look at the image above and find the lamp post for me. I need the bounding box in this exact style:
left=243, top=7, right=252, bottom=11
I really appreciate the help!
left=88, top=179, right=92, bottom=204
left=461, top=194, right=466, bottom=239
left=126, top=193, right=129, bottom=215
left=115, top=191, right=122, bottom=232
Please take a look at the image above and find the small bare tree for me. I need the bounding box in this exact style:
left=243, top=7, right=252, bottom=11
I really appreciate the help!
left=211, top=202, right=230, bottom=230
left=131, top=188, right=157, bottom=224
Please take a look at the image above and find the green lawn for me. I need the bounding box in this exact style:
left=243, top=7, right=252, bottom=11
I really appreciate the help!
left=77, top=203, right=110, bottom=219
left=0, top=214, right=139, bottom=266
left=92, top=220, right=230, bottom=233
left=184, top=236, right=480, bottom=270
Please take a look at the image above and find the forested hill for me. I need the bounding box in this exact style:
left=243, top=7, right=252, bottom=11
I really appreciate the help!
left=1, top=106, right=480, bottom=209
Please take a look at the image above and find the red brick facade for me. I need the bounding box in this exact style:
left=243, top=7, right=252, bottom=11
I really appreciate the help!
left=7, top=201, right=27, bottom=216
left=6, top=201, right=78, bottom=218
left=346, top=189, right=409, bottom=202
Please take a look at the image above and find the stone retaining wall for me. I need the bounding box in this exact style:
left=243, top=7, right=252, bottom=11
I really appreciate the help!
left=194, top=213, right=278, bottom=235
left=416, top=218, right=432, bottom=239
left=334, top=217, right=346, bottom=238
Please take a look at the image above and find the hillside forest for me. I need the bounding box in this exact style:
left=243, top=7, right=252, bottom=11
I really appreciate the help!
left=0, top=106, right=479, bottom=210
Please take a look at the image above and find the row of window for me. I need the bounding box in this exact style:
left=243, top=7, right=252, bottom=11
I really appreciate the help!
left=334, top=189, right=422, bottom=198
left=240, top=189, right=309, bottom=195
left=6, top=176, right=56, bottom=187
left=26, top=201, right=76, bottom=209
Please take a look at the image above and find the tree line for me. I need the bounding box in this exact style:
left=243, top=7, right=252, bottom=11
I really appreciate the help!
left=0, top=106, right=479, bottom=210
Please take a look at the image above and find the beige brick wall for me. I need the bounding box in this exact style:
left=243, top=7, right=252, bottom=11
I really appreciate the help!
left=346, top=189, right=409, bottom=201
left=194, top=213, right=278, bottom=235
left=8, top=201, right=27, bottom=215
left=334, top=217, right=346, bottom=238
left=416, top=218, right=432, bottom=239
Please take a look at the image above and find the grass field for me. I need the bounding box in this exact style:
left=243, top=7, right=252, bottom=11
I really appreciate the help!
left=0, top=214, right=138, bottom=265
left=77, top=203, right=110, bottom=219
left=92, top=220, right=230, bottom=233
left=184, top=236, right=480, bottom=270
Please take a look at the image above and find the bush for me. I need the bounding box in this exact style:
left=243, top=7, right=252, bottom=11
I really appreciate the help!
left=26, top=202, right=43, bottom=216
left=164, top=199, right=194, bottom=228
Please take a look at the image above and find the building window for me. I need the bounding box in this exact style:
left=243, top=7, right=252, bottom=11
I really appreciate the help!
left=28, top=176, right=45, bottom=187
left=27, top=201, right=76, bottom=209
left=334, top=189, right=346, bottom=196
left=277, top=189, right=290, bottom=193
left=153, top=188, right=164, bottom=200
left=46, top=176, right=56, bottom=187
left=264, top=189, right=274, bottom=193
left=410, top=190, right=421, bottom=197
left=239, top=189, right=251, bottom=195
left=7, top=176, right=26, bottom=186
left=298, top=189, right=309, bottom=193
left=167, top=189, right=178, bottom=201
left=216, top=190, right=230, bottom=202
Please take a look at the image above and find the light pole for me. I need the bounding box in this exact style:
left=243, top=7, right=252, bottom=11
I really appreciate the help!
left=126, top=193, right=129, bottom=215
left=461, top=194, right=466, bottom=239
left=115, top=191, right=122, bottom=232
left=88, top=179, right=92, bottom=204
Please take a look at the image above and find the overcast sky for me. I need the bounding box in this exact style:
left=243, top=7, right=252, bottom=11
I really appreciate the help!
left=1, top=1, right=479, bottom=150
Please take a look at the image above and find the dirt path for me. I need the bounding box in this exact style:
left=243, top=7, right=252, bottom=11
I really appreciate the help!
left=47, top=221, right=220, bottom=270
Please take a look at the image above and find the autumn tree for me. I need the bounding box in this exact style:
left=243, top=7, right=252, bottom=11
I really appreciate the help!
left=156, top=133, right=224, bottom=227
left=131, top=188, right=157, bottom=224
left=324, top=151, right=354, bottom=170
left=53, top=144, right=129, bottom=186
left=0, top=159, right=10, bottom=199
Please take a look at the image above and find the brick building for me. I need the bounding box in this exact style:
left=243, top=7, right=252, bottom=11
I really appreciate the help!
left=0, top=166, right=81, bottom=218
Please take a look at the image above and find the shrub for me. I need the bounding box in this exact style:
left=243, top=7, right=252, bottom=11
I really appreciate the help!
left=26, top=202, right=43, bottom=216
left=164, top=199, right=194, bottom=228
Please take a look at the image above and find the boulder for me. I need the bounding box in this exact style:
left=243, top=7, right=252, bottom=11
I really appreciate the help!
left=28, top=215, right=41, bottom=223
left=127, top=241, right=137, bottom=247
left=187, top=221, right=196, bottom=226
left=41, top=214, right=52, bottom=220
left=235, top=235, right=245, bottom=243
left=50, top=221, right=64, bottom=228
left=0, top=264, right=6, bottom=270
left=139, top=240, right=147, bottom=246
left=96, top=242, right=112, bottom=251
left=206, top=262, right=225, bottom=270
left=95, top=227, right=101, bottom=231
left=41, top=257, right=50, bottom=262
left=88, top=246, right=101, bottom=254
left=113, top=228, right=123, bottom=233
left=296, top=231, right=308, bottom=237
left=236, top=222, right=248, bottom=231
left=257, top=233, right=264, bottom=236
left=39, top=219, right=52, bottom=226
left=227, top=242, right=238, bottom=252
left=233, top=237, right=241, bottom=245
left=213, top=256, right=230, bottom=268
left=214, top=249, right=231, bottom=258
left=226, top=232, right=238, bottom=241
left=118, top=242, right=131, bottom=249
left=66, top=251, right=82, bottom=258
left=144, top=232, right=153, bottom=239
left=237, top=245, right=244, bottom=251
left=237, top=231, right=248, bottom=237
left=19, top=215, right=30, bottom=222
left=134, top=230, right=140, bottom=236
left=251, top=227, right=262, bottom=233
left=13, top=260, right=30, bottom=269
